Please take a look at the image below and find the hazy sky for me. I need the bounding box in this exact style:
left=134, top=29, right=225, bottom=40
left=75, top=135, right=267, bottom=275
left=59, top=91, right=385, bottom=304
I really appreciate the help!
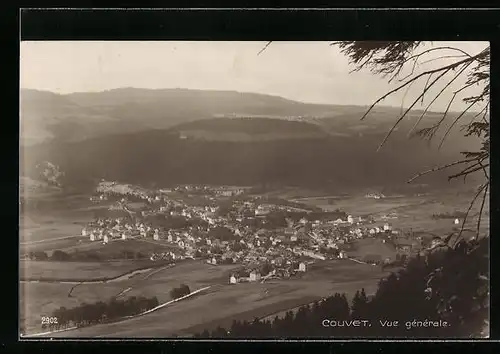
left=20, top=41, right=489, bottom=111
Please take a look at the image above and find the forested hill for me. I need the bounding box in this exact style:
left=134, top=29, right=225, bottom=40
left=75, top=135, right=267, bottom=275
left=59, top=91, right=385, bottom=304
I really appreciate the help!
left=20, top=88, right=482, bottom=192
left=20, top=125, right=479, bottom=193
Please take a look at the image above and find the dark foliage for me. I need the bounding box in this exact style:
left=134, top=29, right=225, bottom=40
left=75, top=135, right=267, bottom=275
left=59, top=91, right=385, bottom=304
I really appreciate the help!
left=170, top=284, right=191, bottom=300
left=194, top=237, right=488, bottom=338
left=42, top=295, right=159, bottom=331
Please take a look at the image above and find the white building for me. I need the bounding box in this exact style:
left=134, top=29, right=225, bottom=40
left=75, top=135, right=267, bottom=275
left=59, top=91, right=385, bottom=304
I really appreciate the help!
left=383, top=223, right=392, bottom=231
left=454, top=218, right=460, bottom=225
left=229, top=275, right=238, bottom=284
left=122, top=233, right=128, bottom=240
left=339, top=250, right=347, bottom=259
left=249, top=270, right=261, bottom=282
left=89, top=233, right=96, bottom=241
left=153, top=233, right=159, bottom=241
left=298, top=262, right=307, bottom=272
left=103, top=235, right=109, bottom=244
left=81, top=228, right=88, bottom=237
left=347, top=215, right=354, bottom=224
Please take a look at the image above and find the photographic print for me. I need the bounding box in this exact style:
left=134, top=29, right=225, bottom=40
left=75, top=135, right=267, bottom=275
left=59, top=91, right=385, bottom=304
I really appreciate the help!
left=19, top=40, right=490, bottom=339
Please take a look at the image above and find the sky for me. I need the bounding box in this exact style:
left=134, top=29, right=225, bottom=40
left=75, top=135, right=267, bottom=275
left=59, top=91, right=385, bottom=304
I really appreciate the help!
left=20, top=41, right=489, bottom=111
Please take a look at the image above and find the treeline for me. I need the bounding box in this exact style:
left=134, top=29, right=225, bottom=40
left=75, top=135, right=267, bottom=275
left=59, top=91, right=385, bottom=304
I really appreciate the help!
left=26, top=249, right=150, bottom=262
left=194, top=237, right=488, bottom=338
left=43, top=295, right=159, bottom=331
left=170, top=117, right=325, bottom=136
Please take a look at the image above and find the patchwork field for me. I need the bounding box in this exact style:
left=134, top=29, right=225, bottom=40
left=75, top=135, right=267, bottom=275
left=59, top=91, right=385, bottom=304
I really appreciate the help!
left=20, top=260, right=240, bottom=335
left=20, top=194, right=114, bottom=243
left=34, top=259, right=387, bottom=338
left=289, top=191, right=489, bottom=236
left=20, top=260, right=156, bottom=281
left=20, top=189, right=489, bottom=338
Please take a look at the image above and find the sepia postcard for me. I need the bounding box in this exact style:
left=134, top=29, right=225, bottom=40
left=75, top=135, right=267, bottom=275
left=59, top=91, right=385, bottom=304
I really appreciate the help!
left=19, top=40, right=490, bottom=339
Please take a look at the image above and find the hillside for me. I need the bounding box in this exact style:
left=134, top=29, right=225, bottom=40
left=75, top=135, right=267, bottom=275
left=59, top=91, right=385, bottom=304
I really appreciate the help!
left=170, top=117, right=328, bottom=141
left=20, top=88, right=339, bottom=145
left=20, top=124, right=480, bottom=193
left=21, top=88, right=476, bottom=147
left=19, top=88, right=483, bottom=192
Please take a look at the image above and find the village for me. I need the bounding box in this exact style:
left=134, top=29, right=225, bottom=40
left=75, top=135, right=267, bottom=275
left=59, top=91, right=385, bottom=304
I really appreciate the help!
left=80, top=182, right=437, bottom=285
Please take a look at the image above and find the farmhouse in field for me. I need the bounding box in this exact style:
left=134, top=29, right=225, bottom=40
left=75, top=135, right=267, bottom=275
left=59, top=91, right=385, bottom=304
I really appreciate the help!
left=249, top=270, right=261, bottom=282
left=229, top=274, right=239, bottom=284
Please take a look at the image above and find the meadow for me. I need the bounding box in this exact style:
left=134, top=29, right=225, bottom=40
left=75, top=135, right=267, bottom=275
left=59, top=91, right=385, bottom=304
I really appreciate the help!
left=20, top=259, right=156, bottom=281
left=20, top=260, right=239, bottom=335
left=40, top=259, right=387, bottom=338
left=347, top=238, right=398, bottom=262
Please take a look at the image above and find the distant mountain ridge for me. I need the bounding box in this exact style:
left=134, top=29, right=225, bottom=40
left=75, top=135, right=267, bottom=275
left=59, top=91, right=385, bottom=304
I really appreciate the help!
left=20, top=87, right=467, bottom=146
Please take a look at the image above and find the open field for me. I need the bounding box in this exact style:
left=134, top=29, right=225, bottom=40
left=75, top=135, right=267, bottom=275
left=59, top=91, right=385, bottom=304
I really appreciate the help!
left=20, top=260, right=239, bottom=335
left=20, top=236, right=89, bottom=254
left=295, top=195, right=436, bottom=215
left=20, top=194, right=115, bottom=243
left=20, top=215, right=86, bottom=243
left=347, top=238, right=398, bottom=262
left=288, top=191, right=489, bottom=236
left=20, top=260, right=157, bottom=281
left=37, top=259, right=387, bottom=338
left=65, top=238, right=178, bottom=258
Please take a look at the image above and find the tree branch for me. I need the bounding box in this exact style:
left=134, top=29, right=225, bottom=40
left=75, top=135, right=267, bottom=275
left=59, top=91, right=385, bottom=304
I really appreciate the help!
left=406, top=157, right=482, bottom=184
left=257, top=41, right=272, bottom=56
left=388, top=46, right=474, bottom=83
left=408, top=61, right=472, bottom=137
left=420, top=55, right=469, bottom=65
left=360, top=54, right=479, bottom=122
left=377, top=68, right=451, bottom=151
left=455, top=183, right=488, bottom=245
left=476, top=183, right=489, bottom=240
left=438, top=99, right=480, bottom=150
left=448, top=163, right=489, bottom=181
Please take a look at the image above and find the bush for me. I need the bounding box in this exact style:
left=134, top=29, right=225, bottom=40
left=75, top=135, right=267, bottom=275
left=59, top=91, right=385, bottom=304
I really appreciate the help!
left=51, top=250, right=71, bottom=261
left=170, top=284, right=191, bottom=300
left=50, top=295, right=159, bottom=329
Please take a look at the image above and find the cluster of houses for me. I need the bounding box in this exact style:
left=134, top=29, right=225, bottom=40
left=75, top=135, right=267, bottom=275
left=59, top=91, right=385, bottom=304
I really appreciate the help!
left=228, top=261, right=308, bottom=284
left=82, top=219, right=163, bottom=244
left=81, top=182, right=424, bottom=272
left=149, top=251, right=186, bottom=262
left=365, top=192, right=386, bottom=199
